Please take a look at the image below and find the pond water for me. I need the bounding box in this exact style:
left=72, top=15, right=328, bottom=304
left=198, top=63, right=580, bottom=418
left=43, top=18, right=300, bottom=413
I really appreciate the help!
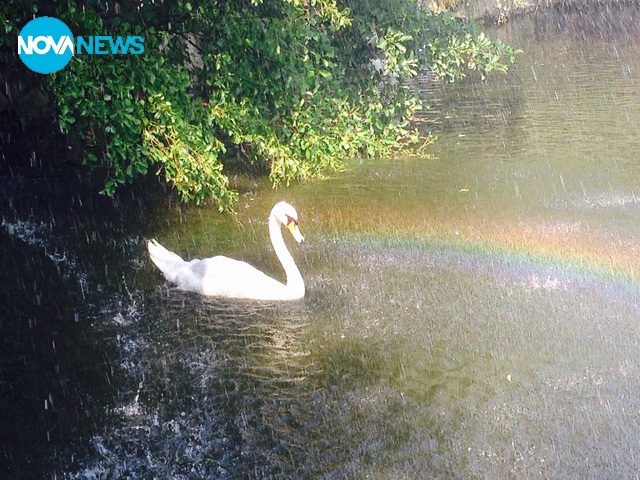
left=3, top=4, right=640, bottom=479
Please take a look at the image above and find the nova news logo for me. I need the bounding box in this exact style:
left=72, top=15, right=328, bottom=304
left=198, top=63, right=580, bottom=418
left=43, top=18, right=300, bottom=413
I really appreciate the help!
left=18, top=16, right=144, bottom=74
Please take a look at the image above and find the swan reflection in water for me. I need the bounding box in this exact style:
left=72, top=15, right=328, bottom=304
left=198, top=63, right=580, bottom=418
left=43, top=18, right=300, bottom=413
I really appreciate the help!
left=148, top=201, right=305, bottom=301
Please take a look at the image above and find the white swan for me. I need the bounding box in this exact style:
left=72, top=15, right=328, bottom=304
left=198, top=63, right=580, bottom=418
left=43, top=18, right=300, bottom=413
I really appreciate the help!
left=147, top=201, right=305, bottom=300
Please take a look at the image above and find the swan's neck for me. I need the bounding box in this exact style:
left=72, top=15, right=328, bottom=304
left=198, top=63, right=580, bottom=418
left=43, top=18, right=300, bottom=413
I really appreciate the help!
left=269, top=215, right=304, bottom=297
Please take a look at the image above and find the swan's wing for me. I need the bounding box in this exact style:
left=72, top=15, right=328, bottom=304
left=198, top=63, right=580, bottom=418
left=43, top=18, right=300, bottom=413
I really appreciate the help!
left=183, top=255, right=285, bottom=298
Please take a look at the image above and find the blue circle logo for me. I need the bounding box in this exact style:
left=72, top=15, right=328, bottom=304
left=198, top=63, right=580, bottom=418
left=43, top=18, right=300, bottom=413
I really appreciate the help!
left=18, top=17, right=74, bottom=74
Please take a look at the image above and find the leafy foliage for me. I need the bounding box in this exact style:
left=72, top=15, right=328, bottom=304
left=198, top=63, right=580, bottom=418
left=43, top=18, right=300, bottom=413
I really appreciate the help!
left=1, top=0, right=519, bottom=208
left=338, top=0, right=520, bottom=82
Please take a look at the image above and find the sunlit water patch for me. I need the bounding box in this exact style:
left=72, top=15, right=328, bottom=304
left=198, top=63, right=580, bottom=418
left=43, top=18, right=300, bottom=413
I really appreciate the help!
left=309, top=234, right=640, bottom=478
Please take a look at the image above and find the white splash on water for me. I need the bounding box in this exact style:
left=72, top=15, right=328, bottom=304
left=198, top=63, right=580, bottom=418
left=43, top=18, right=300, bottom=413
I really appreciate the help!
left=520, top=274, right=568, bottom=292
left=2, top=217, right=49, bottom=246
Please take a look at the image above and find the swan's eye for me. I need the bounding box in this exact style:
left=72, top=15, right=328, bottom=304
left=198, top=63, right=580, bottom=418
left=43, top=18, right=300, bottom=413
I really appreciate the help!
left=285, top=214, right=298, bottom=226
left=285, top=214, right=303, bottom=238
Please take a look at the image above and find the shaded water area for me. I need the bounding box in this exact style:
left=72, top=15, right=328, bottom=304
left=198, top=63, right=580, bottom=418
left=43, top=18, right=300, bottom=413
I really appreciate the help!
left=3, top=4, right=640, bottom=479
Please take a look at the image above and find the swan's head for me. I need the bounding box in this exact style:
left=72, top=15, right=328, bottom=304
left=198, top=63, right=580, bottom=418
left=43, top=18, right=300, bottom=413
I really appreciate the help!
left=272, top=201, right=304, bottom=243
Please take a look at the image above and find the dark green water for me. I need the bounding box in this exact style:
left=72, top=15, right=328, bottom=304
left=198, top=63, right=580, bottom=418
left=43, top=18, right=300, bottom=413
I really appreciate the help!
left=3, top=5, right=640, bottom=479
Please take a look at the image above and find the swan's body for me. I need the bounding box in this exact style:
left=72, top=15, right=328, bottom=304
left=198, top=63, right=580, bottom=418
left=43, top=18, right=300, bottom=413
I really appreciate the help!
left=147, top=201, right=305, bottom=300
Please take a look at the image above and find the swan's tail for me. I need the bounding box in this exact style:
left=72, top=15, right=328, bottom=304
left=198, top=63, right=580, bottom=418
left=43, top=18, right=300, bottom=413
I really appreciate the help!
left=147, top=239, right=186, bottom=284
